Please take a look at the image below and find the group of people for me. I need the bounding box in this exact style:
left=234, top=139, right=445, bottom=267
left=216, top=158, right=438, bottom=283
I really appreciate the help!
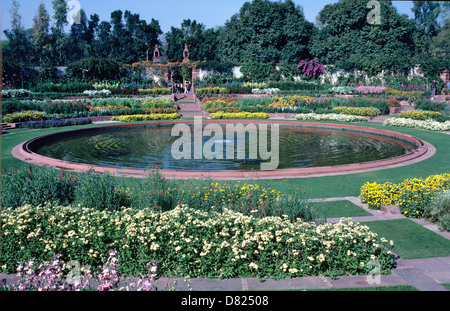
left=172, top=81, right=191, bottom=94
left=431, top=79, right=450, bottom=96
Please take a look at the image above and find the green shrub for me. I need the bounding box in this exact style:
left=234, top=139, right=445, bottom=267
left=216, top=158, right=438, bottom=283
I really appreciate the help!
left=0, top=166, right=76, bottom=208
left=414, top=99, right=446, bottom=112
left=426, top=190, right=450, bottom=232
left=71, top=171, right=131, bottom=212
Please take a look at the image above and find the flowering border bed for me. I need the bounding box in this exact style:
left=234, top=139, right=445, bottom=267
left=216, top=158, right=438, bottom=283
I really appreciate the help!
left=295, top=113, right=368, bottom=122
left=110, top=113, right=180, bottom=122
left=384, top=118, right=450, bottom=131
left=360, top=173, right=450, bottom=217
left=0, top=204, right=395, bottom=279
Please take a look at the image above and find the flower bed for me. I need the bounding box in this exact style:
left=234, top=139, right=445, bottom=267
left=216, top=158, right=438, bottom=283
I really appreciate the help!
left=332, top=107, right=380, bottom=117
left=398, top=110, right=445, bottom=121
left=0, top=204, right=395, bottom=279
left=360, top=173, right=450, bottom=217
left=210, top=112, right=269, bottom=119
left=18, top=118, right=92, bottom=129
left=196, top=87, right=229, bottom=97
left=2, top=111, right=47, bottom=123
left=295, top=113, right=368, bottom=122
left=83, top=90, right=111, bottom=97
left=383, top=118, right=450, bottom=131
left=1, top=89, right=33, bottom=98
left=252, top=88, right=280, bottom=95
left=110, top=113, right=180, bottom=122
left=354, top=86, right=386, bottom=94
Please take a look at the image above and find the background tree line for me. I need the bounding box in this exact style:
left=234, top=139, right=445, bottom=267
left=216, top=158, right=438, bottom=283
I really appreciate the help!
left=2, top=0, right=449, bottom=87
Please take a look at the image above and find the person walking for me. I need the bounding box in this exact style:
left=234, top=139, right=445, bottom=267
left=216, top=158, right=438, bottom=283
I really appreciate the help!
left=432, top=80, right=437, bottom=96
left=447, top=80, right=450, bottom=90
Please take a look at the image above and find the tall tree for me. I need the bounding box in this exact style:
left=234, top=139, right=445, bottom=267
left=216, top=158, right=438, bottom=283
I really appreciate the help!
left=3, top=0, right=35, bottom=87
left=218, top=0, right=314, bottom=64
left=165, top=19, right=218, bottom=62
left=69, top=9, right=88, bottom=62
left=310, top=0, right=418, bottom=75
left=32, top=2, right=52, bottom=65
left=412, top=1, right=441, bottom=38
left=51, top=0, right=70, bottom=65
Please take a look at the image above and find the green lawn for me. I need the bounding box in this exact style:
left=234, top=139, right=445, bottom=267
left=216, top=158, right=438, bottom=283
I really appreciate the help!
left=364, top=219, right=450, bottom=259
left=308, top=200, right=372, bottom=218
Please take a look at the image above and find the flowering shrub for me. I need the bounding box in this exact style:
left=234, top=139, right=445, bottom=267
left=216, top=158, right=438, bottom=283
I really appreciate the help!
left=83, top=89, right=111, bottom=97
left=295, top=113, right=368, bottom=122
left=2, top=89, right=33, bottom=98
left=383, top=118, right=450, bottom=131
left=329, top=86, right=356, bottom=95
left=386, top=99, right=401, bottom=108
left=385, top=89, right=424, bottom=97
left=398, top=110, right=444, bottom=121
left=210, top=111, right=269, bottom=119
left=297, top=59, right=326, bottom=78
left=252, top=88, right=280, bottom=95
left=111, top=113, right=180, bottom=122
left=92, top=82, right=120, bottom=90
left=332, top=107, right=380, bottom=117
left=0, top=204, right=395, bottom=279
left=360, top=174, right=450, bottom=217
left=2, top=251, right=158, bottom=291
left=243, top=82, right=268, bottom=89
left=203, top=98, right=240, bottom=113
left=2, top=111, right=47, bottom=123
left=354, top=86, right=386, bottom=94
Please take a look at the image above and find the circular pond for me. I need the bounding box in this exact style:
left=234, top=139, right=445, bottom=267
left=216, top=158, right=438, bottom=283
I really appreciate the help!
left=13, top=121, right=431, bottom=179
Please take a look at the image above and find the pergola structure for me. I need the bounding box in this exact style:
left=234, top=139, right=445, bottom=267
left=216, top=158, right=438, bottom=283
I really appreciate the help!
left=131, top=45, right=202, bottom=92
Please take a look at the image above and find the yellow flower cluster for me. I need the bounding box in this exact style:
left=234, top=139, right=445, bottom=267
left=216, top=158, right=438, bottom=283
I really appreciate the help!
left=92, top=82, right=120, bottom=90
left=210, top=111, right=269, bottom=119
left=398, top=110, right=443, bottom=121
left=111, top=113, right=180, bottom=122
left=332, top=106, right=380, bottom=117
left=203, top=99, right=239, bottom=113
left=270, top=95, right=314, bottom=108
left=385, top=89, right=424, bottom=97
left=2, top=110, right=47, bottom=123
left=243, top=82, right=268, bottom=89
left=361, top=173, right=450, bottom=209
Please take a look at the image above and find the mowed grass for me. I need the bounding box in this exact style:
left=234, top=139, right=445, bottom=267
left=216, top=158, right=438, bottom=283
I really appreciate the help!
left=308, top=200, right=372, bottom=218
left=364, top=219, right=450, bottom=259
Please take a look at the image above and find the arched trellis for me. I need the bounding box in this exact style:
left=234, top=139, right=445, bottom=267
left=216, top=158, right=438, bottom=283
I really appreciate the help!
left=130, top=60, right=205, bottom=93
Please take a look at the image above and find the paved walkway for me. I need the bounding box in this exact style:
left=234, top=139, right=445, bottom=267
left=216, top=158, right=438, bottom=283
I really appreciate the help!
left=1, top=196, right=448, bottom=291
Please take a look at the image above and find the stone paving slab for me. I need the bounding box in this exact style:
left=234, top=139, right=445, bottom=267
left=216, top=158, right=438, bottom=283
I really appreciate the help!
left=392, top=267, right=449, bottom=291
left=326, top=274, right=407, bottom=289
left=245, top=276, right=332, bottom=291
